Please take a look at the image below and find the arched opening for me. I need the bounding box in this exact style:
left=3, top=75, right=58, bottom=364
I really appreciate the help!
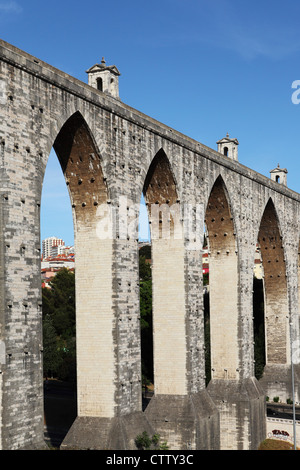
left=41, top=149, right=76, bottom=447
left=204, top=176, right=239, bottom=381
left=142, top=149, right=186, bottom=396
left=276, top=175, right=280, bottom=183
left=97, top=77, right=103, bottom=91
left=257, top=199, right=288, bottom=367
left=253, top=242, right=265, bottom=380
left=202, top=229, right=210, bottom=385
left=53, top=112, right=108, bottom=212
left=223, top=147, right=228, bottom=157
left=138, top=196, right=153, bottom=407
left=42, top=112, right=114, bottom=446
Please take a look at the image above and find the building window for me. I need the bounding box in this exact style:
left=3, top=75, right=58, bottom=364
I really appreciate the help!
left=224, top=147, right=228, bottom=157
left=97, top=78, right=103, bottom=91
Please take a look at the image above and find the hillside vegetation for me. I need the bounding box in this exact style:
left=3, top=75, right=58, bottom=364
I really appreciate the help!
left=258, top=439, right=298, bottom=450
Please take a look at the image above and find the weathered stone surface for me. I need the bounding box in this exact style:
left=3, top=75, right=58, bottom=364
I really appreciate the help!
left=145, top=391, right=220, bottom=450
left=0, top=38, right=299, bottom=450
left=60, top=413, right=154, bottom=450
left=207, top=378, right=266, bottom=450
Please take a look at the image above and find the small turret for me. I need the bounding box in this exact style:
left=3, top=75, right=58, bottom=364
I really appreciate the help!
left=86, top=57, right=121, bottom=98
left=217, top=133, right=239, bottom=161
left=270, top=164, right=288, bottom=186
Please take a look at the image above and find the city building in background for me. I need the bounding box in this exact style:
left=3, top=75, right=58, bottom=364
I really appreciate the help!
left=41, top=236, right=75, bottom=287
left=42, top=236, right=65, bottom=259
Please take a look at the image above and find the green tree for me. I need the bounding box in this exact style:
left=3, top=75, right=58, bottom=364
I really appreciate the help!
left=140, top=279, right=152, bottom=329
left=253, top=277, right=265, bottom=380
left=139, top=245, right=151, bottom=259
left=139, top=250, right=153, bottom=384
left=42, top=268, right=76, bottom=381
left=139, top=255, right=151, bottom=281
left=135, top=431, right=168, bottom=450
left=43, top=313, right=61, bottom=377
left=49, top=268, right=75, bottom=338
left=140, top=278, right=153, bottom=383
left=203, top=290, right=211, bottom=385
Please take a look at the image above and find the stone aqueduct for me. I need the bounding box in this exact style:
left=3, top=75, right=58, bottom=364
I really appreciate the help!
left=0, top=39, right=300, bottom=450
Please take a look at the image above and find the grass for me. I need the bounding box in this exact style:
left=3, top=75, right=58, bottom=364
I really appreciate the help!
left=258, top=439, right=298, bottom=450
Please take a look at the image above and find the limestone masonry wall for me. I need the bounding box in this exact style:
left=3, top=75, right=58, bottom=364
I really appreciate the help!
left=0, top=39, right=299, bottom=449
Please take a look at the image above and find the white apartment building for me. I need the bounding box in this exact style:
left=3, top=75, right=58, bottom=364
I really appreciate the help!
left=42, top=236, right=65, bottom=259
left=50, top=244, right=75, bottom=257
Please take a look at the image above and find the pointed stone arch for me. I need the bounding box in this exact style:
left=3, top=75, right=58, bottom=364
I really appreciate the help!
left=48, top=110, right=115, bottom=425
left=205, top=175, right=239, bottom=381
left=142, top=149, right=186, bottom=397
left=205, top=176, right=266, bottom=451
left=205, top=175, right=237, bottom=255
left=53, top=111, right=108, bottom=225
left=138, top=149, right=222, bottom=450
left=143, top=149, right=181, bottom=240
left=143, top=148, right=178, bottom=204
left=257, top=198, right=289, bottom=365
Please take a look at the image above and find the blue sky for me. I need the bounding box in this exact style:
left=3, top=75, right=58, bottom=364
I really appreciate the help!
left=1, top=0, right=300, bottom=245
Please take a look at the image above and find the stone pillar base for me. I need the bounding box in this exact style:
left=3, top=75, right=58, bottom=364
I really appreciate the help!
left=144, top=391, right=220, bottom=450
left=207, top=377, right=266, bottom=450
left=60, top=412, right=154, bottom=450
left=21, top=439, right=48, bottom=450
left=259, top=364, right=300, bottom=404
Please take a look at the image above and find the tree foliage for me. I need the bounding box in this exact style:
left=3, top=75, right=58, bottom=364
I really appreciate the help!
left=139, top=247, right=153, bottom=384
left=42, top=254, right=266, bottom=389
left=42, top=252, right=155, bottom=385
left=42, top=268, right=76, bottom=381
left=203, top=276, right=265, bottom=384
left=135, top=431, right=168, bottom=450
left=253, top=277, right=265, bottom=380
